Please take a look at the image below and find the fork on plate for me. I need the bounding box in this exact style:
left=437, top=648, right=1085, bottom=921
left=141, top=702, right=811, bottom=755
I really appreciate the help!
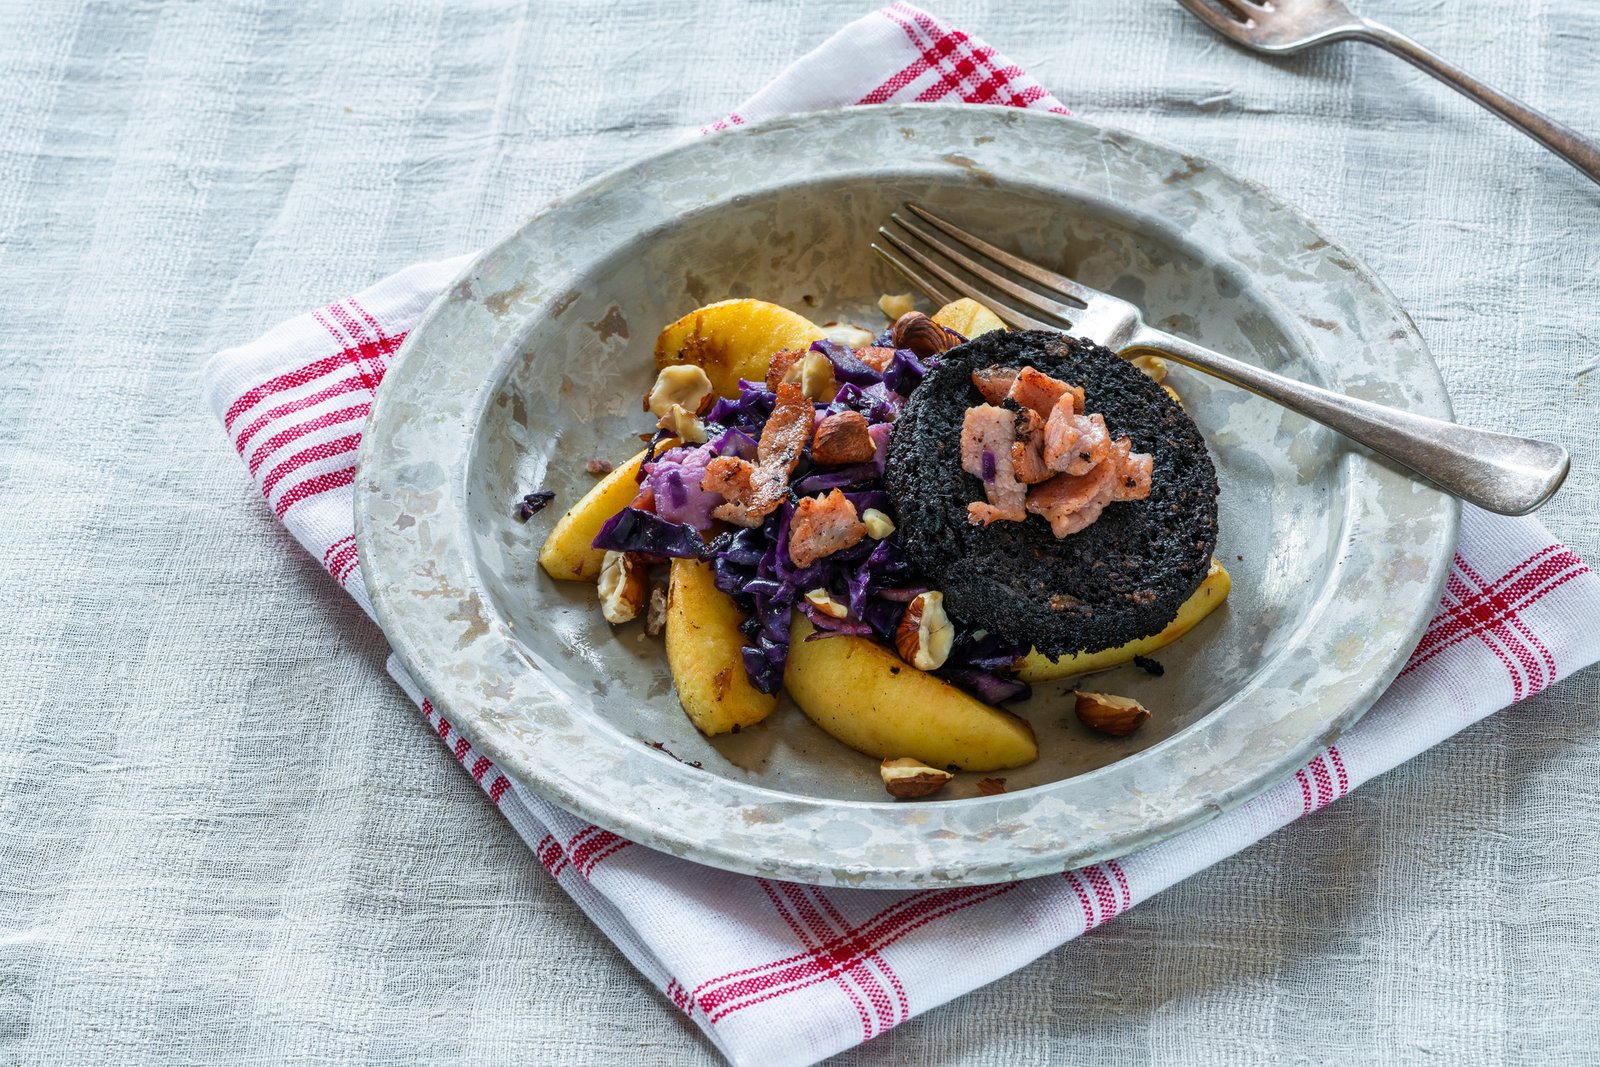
left=873, top=204, right=1569, bottom=516
left=1174, top=0, right=1600, bottom=186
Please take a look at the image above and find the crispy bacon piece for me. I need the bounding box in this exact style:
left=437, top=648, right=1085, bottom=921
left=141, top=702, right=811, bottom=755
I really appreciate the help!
left=1025, top=460, right=1120, bottom=538
left=960, top=404, right=1027, bottom=524
left=1010, top=408, right=1052, bottom=485
left=1067, top=384, right=1086, bottom=415
left=764, top=348, right=804, bottom=391
left=1007, top=366, right=1079, bottom=418
left=855, top=346, right=897, bottom=372
left=701, top=381, right=814, bottom=527
left=811, top=410, right=876, bottom=466
left=970, top=366, right=1019, bottom=406
left=701, top=455, right=754, bottom=498
left=701, top=456, right=765, bottom=526
left=1042, top=395, right=1112, bottom=476
left=1108, top=438, right=1154, bottom=501
left=758, top=381, right=814, bottom=474
left=788, top=489, right=867, bottom=567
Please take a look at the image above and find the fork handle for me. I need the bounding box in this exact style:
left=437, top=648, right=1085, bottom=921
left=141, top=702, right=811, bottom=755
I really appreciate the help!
left=1355, top=19, right=1600, bottom=187
left=1126, top=327, right=1569, bottom=516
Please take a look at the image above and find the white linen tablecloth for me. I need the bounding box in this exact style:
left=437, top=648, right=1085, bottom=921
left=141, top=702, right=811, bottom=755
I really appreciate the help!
left=2, top=1, right=1597, bottom=1063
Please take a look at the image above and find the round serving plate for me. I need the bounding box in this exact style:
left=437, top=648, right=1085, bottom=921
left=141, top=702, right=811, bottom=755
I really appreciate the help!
left=355, top=104, right=1457, bottom=888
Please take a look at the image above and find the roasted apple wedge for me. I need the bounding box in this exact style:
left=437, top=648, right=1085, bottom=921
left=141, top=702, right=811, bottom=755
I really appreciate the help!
left=932, top=297, right=1007, bottom=340
left=785, top=616, right=1038, bottom=772
left=664, top=559, right=778, bottom=736
left=538, top=444, right=670, bottom=582
left=653, top=299, right=826, bottom=398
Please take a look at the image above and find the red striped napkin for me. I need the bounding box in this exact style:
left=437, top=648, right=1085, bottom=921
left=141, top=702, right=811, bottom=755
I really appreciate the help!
left=202, top=6, right=1600, bottom=1065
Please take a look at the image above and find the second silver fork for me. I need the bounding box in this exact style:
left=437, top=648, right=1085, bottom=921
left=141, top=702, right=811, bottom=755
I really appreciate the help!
left=873, top=204, right=1569, bottom=517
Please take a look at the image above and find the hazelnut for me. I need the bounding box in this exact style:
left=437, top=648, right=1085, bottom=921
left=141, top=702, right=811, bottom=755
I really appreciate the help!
left=644, top=364, right=715, bottom=418
left=821, top=322, right=877, bottom=348
left=976, top=777, right=1007, bottom=796
left=799, top=350, right=837, bottom=402
left=656, top=403, right=708, bottom=444
left=877, top=292, right=916, bottom=321
left=803, top=588, right=850, bottom=619
left=644, top=582, right=668, bottom=637
left=597, top=551, right=648, bottom=624
left=1128, top=354, right=1168, bottom=383
left=894, top=590, right=953, bottom=671
left=861, top=508, right=896, bottom=539
left=891, top=311, right=957, bottom=358
left=811, top=410, right=875, bottom=465
left=1074, top=691, right=1151, bottom=737
left=880, top=757, right=953, bottom=798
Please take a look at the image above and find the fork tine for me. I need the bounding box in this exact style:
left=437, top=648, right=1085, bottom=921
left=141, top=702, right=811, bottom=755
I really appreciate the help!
left=870, top=243, right=1055, bottom=332
left=903, top=204, right=1097, bottom=305
left=1172, top=0, right=1253, bottom=40
left=869, top=243, right=954, bottom=308
left=880, top=220, right=1082, bottom=325
left=1207, top=0, right=1260, bottom=24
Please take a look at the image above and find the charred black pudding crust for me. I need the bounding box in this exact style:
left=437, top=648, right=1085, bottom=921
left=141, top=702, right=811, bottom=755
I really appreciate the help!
left=885, top=330, right=1219, bottom=658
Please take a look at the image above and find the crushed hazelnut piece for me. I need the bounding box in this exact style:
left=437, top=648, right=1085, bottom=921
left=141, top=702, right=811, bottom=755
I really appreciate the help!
left=894, top=591, right=953, bottom=671
left=799, top=350, right=837, bottom=402
left=597, top=551, right=647, bottom=624
left=644, top=364, right=714, bottom=418
left=861, top=508, right=895, bottom=539
left=880, top=757, right=954, bottom=799
left=644, top=582, right=668, bottom=637
left=803, top=588, right=850, bottom=619
left=656, top=403, right=708, bottom=444
left=1074, top=692, right=1151, bottom=737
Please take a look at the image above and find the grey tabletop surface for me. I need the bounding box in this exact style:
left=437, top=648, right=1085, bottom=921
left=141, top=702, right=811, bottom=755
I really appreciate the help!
left=2, top=1, right=1596, bottom=1064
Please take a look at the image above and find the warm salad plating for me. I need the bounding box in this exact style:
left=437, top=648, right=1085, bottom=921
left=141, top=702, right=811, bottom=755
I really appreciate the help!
left=536, top=296, right=1230, bottom=797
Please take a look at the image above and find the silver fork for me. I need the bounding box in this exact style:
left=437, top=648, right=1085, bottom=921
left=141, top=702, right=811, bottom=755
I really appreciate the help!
left=1175, top=0, right=1600, bottom=186
left=873, top=204, right=1569, bottom=516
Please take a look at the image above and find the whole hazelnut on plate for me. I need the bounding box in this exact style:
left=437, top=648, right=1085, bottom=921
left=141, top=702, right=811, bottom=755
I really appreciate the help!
left=891, top=311, right=958, bottom=358
left=811, top=410, right=876, bottom=466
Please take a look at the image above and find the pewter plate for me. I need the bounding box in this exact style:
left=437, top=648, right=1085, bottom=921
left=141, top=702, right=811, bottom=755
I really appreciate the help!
left=355, top=105, right=1457, bottom=888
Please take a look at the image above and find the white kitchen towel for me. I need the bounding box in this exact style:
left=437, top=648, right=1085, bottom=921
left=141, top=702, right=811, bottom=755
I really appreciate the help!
left=201, top=5, right=1600, bottom=1066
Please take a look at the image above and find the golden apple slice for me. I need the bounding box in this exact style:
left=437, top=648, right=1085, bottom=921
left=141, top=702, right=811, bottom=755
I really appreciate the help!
left=538, top=444, right=672, bottom=582
left=653, top=299, right=826, bottom=398
left=785, top=616, right=1038, bottom=771
left=665, top=559, right=778, bottom=735
left=932, top=298, right=1007, bottom=340
left=1017, top=560, right=1231, bottom=683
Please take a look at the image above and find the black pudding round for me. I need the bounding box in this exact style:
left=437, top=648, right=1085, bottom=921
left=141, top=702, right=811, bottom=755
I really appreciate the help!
left=885, top=330, right=1219, bottom=658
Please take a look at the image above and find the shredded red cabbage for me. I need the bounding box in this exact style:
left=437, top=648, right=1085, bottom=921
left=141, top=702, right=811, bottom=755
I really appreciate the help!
left=813, top=339, right=881, bottom=386
left=593, top=506, right=708, bottom=560
left=634, top=428, right=676, bottom=482
left=642, top=445, right=724, bottom=532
